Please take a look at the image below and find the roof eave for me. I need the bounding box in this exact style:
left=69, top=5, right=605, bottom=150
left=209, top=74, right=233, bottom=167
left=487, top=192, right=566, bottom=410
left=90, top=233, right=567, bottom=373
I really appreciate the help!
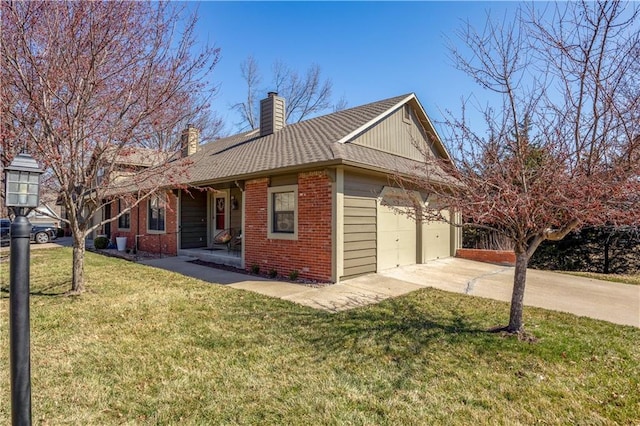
left=186, top=159, right=345, bottom=187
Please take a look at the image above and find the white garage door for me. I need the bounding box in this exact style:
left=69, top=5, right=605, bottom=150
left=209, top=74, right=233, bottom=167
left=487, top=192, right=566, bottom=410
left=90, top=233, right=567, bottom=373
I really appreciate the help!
left=377, top=189, right=418, bottom=271
left=422, top=211, right=451, bottom=261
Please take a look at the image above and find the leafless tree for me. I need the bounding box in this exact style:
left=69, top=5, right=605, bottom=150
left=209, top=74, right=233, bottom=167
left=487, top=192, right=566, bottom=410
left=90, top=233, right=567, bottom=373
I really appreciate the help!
left=233, top=55, right=345, bottom=130
left=400, top=1, right=639, bottom=333
left=144, top=103, right=225, bottom=152
left=1, top=0, right=220, bottom=293
left=233, top=55, right=262, bottom=130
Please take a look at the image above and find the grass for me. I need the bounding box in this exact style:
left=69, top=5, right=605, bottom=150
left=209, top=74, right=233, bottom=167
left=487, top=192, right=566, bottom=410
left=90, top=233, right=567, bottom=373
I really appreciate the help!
left=560, top=271, right=640, bottom=285
left=1, top=248, right=639, bottom=425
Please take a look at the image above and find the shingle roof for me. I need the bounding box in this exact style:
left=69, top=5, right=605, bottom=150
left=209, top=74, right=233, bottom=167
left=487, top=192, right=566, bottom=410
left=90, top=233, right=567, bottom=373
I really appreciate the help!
left=155, top=93, right=454, bottom=187
left=102, top=146, right=173, bottom=168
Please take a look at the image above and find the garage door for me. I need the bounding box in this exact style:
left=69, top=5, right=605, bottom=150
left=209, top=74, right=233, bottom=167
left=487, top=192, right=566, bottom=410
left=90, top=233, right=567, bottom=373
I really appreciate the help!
left=422, top=210, right=451, bottom=261
left=377, top=189, right=418, bottom=271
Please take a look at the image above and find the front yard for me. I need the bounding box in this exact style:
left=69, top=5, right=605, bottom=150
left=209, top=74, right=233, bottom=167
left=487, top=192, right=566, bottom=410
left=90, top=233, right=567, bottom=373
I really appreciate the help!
left=0, top=248, right=638, bottom=424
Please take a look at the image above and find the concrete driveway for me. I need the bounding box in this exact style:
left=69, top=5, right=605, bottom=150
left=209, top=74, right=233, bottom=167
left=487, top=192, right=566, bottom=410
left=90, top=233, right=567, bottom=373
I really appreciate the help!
left=377, top=258, right=640, bottom=327
left=139, top=255, right=639, bottom=327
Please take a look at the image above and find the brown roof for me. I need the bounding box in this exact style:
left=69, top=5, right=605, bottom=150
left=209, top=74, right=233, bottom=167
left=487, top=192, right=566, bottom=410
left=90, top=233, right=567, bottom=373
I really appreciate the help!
left=103, top=146, right=174, bottom=168
left=156, top=93, right=454, bottom=187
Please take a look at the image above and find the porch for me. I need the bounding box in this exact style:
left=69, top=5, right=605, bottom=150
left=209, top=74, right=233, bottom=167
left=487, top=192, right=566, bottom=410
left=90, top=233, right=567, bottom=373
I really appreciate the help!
left=178, top=246, right=242, bottom=268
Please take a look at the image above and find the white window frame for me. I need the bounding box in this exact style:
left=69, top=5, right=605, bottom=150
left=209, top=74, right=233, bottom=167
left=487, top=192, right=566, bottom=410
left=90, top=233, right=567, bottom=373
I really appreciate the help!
left=267, top=185, right=298, bottom=240
left=147, top=193, right=166, bottom=234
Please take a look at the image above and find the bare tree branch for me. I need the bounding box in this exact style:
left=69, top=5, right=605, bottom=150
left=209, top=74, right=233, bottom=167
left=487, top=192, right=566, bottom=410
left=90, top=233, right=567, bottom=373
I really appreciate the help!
left=1, top=0, right=220, bottom=293
left=401, top=0, right=639, bottom=332
left=233, top=56, right=340, bottom=130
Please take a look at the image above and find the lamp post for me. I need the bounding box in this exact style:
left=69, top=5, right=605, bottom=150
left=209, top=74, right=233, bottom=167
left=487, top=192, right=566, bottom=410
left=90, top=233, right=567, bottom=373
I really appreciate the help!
left=4, top=152, right=43, bottom=426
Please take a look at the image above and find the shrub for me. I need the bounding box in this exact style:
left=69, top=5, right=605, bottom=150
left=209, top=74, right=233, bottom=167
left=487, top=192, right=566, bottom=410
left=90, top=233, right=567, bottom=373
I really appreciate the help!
left=93, top=236, right=109, bottom=249
left=56, top=227, right=65, bottom=238
left=250, top=264, right=260, bottom=274
left=288, top=270, right=299, bottom=281
left=268, top=268, right=277, bottom=279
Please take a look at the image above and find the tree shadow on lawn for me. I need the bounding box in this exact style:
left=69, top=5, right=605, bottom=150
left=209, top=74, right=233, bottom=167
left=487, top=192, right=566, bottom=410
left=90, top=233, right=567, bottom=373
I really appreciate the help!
left=0, top=279, right=72, bottom=298
left=277, top=289, right=521, bottom=360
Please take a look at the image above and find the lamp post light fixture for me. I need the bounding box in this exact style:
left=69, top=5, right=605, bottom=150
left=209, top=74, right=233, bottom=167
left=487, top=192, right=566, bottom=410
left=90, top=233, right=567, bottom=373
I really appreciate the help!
left=4, top=151, right=43, bottom=426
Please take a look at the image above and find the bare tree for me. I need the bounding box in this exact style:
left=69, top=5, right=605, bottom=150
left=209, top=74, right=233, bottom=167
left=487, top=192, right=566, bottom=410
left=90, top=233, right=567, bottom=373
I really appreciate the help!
left=233, top=55, right=344, bottom=130
left=144, top=102, right=225, bottom=151
left=401, top=1, right=639, bottom=333
left=1, top=0, right=220, bottom=293
left=233, top=55, right=261, bottom=130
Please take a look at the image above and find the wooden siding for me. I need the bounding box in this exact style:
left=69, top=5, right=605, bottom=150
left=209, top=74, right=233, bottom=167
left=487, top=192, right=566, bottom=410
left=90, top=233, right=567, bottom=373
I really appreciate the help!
left=342, top=195, right=377, bottom=279
left=180, top=189, right=208, bottom=249
left=350, top=106, right=438, bottom=161
left=343, top=171, right=386, bottom=198
left=229, top=187, right=242, bottom=232
left=270, top=173, right=298, bottom=187
left=341, top=171, right=385, bottom=279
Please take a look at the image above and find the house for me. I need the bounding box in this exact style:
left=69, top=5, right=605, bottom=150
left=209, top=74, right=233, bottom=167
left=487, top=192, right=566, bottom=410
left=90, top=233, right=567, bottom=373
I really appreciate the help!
left=88, top=146, right=175, bottom=240
left=111, top=92, right=461, bottom=282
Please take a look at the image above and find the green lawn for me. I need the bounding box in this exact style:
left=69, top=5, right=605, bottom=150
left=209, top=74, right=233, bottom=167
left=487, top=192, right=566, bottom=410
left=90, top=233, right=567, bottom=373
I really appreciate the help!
left=1, top=248, right=638, bottom=425
left=560, top=270, right=640, bottom=285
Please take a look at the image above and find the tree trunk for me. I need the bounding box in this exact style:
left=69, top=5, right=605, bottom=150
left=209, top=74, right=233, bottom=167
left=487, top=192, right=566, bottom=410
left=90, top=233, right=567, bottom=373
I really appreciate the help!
left=71, top=232, right=86, bottom=294
left=508, top=251, right=529, bottom=332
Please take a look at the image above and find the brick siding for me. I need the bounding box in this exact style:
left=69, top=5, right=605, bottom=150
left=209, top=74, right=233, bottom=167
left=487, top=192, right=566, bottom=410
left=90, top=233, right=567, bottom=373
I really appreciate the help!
left=114, top=191, right=178, bottom=256
left=456, top=248, right=515, bottom=266
left=244, top=171, right=333, bottom=282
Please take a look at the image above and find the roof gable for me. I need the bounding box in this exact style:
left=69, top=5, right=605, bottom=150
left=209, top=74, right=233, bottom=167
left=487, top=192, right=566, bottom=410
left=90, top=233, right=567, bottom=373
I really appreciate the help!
left=337, top=93, right=450, bottom=160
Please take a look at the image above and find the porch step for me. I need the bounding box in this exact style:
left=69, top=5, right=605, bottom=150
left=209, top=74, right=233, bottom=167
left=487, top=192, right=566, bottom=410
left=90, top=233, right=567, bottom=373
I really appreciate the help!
left=178, top=248, right=242, bottom=269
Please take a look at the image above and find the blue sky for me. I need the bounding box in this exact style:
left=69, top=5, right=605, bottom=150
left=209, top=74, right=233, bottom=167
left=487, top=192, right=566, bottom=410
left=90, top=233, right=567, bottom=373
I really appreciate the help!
left=189, top=1, right=518, bottom=135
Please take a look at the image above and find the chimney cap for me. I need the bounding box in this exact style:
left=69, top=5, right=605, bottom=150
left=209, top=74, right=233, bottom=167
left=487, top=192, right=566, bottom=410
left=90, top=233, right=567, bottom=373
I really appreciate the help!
left=267, top=91, right=278, bottom=97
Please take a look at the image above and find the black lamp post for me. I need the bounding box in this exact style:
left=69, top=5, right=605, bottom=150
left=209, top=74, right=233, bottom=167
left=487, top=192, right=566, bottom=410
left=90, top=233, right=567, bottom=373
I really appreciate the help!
left=4, top=152, right=43, bottom=426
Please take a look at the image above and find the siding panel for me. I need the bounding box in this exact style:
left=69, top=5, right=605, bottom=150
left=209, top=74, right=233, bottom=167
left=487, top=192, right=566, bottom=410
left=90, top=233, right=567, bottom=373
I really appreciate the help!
left=344, top=216, right=376, bottom=225
left=342, top=191, right=377, bottom=279
left=344, top=256, right=377, bottom=269
left=345, top=240, right=377, bottom=251
left=344, top=224, right=376, bottom=234
left=344, top=206, right=376, bottom=217
left=344, top=248, right=377, bottom=260
left=349, top=106, right=437, bottom=161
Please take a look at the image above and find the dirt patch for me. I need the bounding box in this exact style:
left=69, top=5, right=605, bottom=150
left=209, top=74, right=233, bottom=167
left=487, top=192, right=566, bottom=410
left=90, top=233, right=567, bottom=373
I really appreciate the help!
left=92, top=248, right=166, bottom=262
left=188, top=258, right=333, bottom=288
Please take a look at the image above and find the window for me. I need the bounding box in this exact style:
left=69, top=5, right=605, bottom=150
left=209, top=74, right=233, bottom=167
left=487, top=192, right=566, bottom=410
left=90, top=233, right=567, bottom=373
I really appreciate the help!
left=118, top=200, right=130, bottom=230
left=148, top=193, right=166, bottom=232
left=267, top=185, right=298, bottom=240
left=273, top=192, right=294, bottom=233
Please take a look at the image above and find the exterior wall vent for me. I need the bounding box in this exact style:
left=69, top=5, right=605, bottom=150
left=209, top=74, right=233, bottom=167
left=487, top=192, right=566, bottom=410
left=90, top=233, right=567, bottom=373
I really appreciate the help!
left=260, top=92, right=286, bottom=136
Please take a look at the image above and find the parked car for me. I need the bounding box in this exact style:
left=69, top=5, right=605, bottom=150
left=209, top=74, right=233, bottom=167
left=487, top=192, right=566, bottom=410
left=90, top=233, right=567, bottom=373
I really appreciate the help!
left=0, top=219, right=59, bottom=246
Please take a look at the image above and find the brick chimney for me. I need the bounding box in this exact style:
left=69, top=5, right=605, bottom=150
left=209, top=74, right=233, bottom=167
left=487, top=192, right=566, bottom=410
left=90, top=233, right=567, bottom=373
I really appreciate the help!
left=260, top=92, right=286, bottom=136
left=180, top=125, right=200, bottom=157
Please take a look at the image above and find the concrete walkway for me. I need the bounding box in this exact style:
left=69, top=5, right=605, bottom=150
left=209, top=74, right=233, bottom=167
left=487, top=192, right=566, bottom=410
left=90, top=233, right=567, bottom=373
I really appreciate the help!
left=138, top=256, right=639, bottom=327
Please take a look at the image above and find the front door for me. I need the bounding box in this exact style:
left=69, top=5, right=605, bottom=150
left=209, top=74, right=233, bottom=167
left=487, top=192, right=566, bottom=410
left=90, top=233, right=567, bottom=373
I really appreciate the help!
left=212, top=192, right=228, bottom=242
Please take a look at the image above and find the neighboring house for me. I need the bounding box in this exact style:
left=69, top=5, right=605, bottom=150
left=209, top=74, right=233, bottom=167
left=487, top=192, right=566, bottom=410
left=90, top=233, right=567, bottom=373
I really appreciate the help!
left=0, top=167, right=63, bottom=226
left=28, top=202, right=62, bottom=227
left=88, top=146, right=174, bottom=239
left=111, top=92, right=461, bottom=282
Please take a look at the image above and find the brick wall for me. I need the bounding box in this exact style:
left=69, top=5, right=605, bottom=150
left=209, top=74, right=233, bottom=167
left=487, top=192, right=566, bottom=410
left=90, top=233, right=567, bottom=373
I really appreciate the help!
left=114, top=191, right=178, bottom=256
left=244, top=171, right=333, bottom=282
left=456, top=248, right=515, bottom=265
